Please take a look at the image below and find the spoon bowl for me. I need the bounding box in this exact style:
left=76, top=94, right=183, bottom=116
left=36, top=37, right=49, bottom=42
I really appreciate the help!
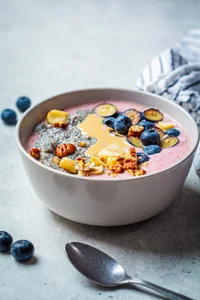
left=65, top=242, right=128, bottom=286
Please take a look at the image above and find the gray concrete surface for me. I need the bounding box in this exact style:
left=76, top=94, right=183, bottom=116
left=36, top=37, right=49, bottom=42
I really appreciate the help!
left=1, top=0, right=200, bottom=299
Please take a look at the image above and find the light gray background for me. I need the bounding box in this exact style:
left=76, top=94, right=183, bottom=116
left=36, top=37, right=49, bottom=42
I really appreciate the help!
left=1, top=1, right=200, bottom=299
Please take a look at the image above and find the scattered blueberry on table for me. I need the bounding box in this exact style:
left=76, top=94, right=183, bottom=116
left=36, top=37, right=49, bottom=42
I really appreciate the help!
left=0, top=231, right=13, bottom=252
left=1, top=109, right=17, bottom=125
left=11, top=240, right=34, bottom=262
left=1, top=96, right=32, bottom=126
left=16, top=96, right=31, bottom=112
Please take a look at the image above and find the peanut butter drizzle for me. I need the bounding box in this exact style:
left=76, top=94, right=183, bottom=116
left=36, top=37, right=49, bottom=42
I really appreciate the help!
left=78, top=114, right=129, bottom=156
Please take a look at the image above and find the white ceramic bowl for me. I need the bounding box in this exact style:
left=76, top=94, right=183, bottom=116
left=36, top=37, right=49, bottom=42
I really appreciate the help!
left=16, top=89, right=199, bottom=226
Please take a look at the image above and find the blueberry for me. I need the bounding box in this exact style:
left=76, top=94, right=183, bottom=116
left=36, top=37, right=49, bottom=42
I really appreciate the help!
left=103, top=117, right=115, bottom=129
left=136, top=152, right=150, bottom=164
left=16, top=96, right=31, bottom=112
left=0, top=231, right=13, bottom=252
left=144, top=145, right=161, bottom=155
left=139, top=112, right=145, bottom=121
left=114, top=114, right=132, bottom=135
left=165, top=128, right=180, bottom=137
left=138, top=121, right=154, bottom=130
left=11, top=240, right=34, bottom=261
left=140, top=129, right=160, bottom=146
left=1, top=109, right=17, bottom=125
left=116, top=112, right=124, bottom=118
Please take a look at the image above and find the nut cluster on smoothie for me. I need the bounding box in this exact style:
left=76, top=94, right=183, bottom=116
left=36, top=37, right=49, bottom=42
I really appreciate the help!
left=27, top=101, right=186, bottom=178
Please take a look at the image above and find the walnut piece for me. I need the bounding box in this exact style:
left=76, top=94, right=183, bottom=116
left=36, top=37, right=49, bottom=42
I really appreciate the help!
left=56, top=143, right=76, bottom=158
left=66, top=143, right=77, bottom=154
left=112, top=163, right=124, bottom=174
left=123, top=161, right=137, bottom=170
left=106, top=156, right=124, bottom=170
left=128, top=147, right=136, bottom=156
left=123, top=149, right=138, bottom=170
left=30, top=148, right=40, bottom=160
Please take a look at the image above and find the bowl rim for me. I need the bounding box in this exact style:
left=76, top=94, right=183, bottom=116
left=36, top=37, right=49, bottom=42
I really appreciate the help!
left=16, top=88, right=199, bottom=182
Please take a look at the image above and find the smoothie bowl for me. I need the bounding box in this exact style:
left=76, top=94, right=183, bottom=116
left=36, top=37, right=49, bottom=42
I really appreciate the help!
left=16, top=89, right=199, bottom=226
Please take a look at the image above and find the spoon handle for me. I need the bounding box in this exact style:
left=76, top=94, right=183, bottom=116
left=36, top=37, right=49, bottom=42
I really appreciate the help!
left=128, top=277, right=194, bottom=300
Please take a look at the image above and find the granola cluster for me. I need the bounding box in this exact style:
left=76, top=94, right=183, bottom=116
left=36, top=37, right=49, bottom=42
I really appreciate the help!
left=97, top=146, right=146, bottom=177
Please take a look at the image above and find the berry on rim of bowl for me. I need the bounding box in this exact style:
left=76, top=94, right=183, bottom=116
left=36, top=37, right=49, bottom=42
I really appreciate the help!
left=1, top=109, right=17, bottom=125
left=11, top=240, right=34, bottom=262
left=0, top=231, right=13, bottom=252
left=16, top=96, right=31, bottom=112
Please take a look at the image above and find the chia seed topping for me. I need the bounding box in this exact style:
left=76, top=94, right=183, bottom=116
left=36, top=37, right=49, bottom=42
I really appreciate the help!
left=33, top=109, right=96, bottom=171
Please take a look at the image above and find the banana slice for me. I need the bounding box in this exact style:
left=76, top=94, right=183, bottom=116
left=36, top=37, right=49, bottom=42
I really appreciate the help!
left=90, top=156, right=106, bottom=167
left=88, top=165, right=104, bottom=175
left=97, top=143, right=126, bottom=159
left=46, top=109, right=68, bottom=125
left=97, top=149, right=117, bottom=157
left=59, top=158, right=77, bottom=174
left=106, top=156, right=123, bottom=169
left=157, top=122, right=174, bottom=130
left=105, top=143, right=126, bottom=155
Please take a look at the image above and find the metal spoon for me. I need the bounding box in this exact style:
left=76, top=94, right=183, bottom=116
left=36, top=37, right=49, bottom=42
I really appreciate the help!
left=65, top=242, right=193, bottom=300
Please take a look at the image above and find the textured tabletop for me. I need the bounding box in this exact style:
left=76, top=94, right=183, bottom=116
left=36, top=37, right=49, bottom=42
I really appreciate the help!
left=1, top=1, right=200, bottom=299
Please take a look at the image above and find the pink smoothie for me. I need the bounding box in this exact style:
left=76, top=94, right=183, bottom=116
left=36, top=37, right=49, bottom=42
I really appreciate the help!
left=27, top=101, right=190, bottom=178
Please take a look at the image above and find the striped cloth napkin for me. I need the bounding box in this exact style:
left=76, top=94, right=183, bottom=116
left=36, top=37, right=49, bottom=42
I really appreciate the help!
left=136, top=29, right=200, bottom=176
